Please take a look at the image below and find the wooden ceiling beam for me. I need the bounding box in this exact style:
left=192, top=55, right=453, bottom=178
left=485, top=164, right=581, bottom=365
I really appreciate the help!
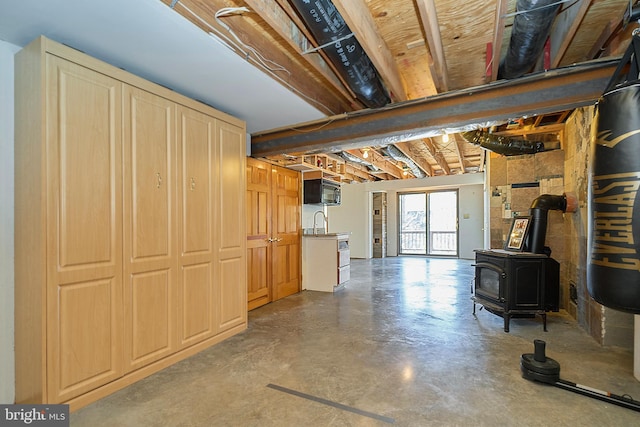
left=251, top=59, right=617, bottom=156
left=332, top=0, right=407, bottom=101
left=240, top=0, right=359, bottom=102
left=344, top=163, right=377, bottom=181
left=423, top=138, right=450, bottom=175
left=165, top=0, right=353, bottom=114
left=452, top=134, right=467, bottom=174
left=549, top=0, right=592, bottom=68
left=345, top=149, right=403, bottom=179
left=415, top=0, right=449, bottom=92
left=490, top=0, right=509, bottom=82
left=587, top=20, right=618, bottom=60
left=393, top=142, right=434, bottom=177
left=492, top=123, right=565, bottom=137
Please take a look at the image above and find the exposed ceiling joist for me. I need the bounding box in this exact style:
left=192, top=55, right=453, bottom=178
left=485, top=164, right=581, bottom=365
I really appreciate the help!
left=423, top=138, right=451, bottom=175
left=344, top=162, right=376, bottom=181
left=251, top=59, right=618, bottom=156
left=242, top=0, right=357, bottom=102
left=333, top=0, right=407, bottom=101
left=549, top=0, right=593, bottom=68
left=490, top=0, right=509, bottom=82
left=394, top=142, right=434, bottom=177
left=452, top=135, right=467, bottom=174
left=415, top=0, right=448, bottom=92
left=492, top=122, right=565, bottom=137
left=345, top=149, right=404, bottom=179
left=164, top=0, right=353, bottom=114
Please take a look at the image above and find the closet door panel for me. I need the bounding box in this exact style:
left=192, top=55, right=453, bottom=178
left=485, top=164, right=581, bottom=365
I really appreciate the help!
left=219, top=257, right=247, bottom=330
left=45, top=55, right=123, bottom=403
left=177, top=107, right=216, bottom=345
left=127, top=270, right=172, bottom=366
left=180, top=109, right=214, bottom=256
left=123, top=85, right=177, bottom=371
left=125, top=87, right=173, bottom=261
left=181, top=263, right=213, bottom=346
left=216, top=121, right=247, bottom=331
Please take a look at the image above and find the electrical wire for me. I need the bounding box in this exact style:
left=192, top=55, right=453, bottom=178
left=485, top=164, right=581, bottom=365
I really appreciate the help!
left=214, top=7, right=289, bottom=74
left=169, top=1, right=336, bottom=115
left=173, top=1, right=246, bottom=57
left=502, top=0, right=574, bottom=19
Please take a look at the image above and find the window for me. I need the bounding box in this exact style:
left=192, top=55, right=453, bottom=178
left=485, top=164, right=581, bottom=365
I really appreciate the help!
left=398, top=190, right=458, bottom=256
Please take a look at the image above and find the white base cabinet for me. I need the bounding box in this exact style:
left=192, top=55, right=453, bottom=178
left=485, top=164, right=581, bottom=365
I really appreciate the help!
left=302, top=233, right=350, bottom=292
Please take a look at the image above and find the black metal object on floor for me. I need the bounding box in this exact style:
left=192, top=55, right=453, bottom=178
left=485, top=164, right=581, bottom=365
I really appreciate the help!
left=521, top=339, right=640, bottom=413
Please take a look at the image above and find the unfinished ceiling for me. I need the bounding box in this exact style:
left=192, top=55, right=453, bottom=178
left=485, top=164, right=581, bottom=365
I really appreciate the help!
left=164, top=0, right=639, bottom=181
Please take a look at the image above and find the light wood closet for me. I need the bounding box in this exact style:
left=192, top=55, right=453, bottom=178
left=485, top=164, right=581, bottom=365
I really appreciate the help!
left=246, top=158, right=301, bottom=309
left=14, top=36, right=247, bottom=410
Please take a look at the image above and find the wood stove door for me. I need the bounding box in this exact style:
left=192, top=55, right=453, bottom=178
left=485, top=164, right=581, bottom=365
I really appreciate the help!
left=508, top=258, right=545, bottom=310
left=474, top=261, right=506, bottom=306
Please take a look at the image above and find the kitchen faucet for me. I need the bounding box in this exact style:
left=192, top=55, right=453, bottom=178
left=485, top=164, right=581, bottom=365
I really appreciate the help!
left=313, top=210, right=327, bottom=235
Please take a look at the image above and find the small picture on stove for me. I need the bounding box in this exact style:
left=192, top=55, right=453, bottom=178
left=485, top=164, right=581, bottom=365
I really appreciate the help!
left=505, top=216, right=531, bottom=251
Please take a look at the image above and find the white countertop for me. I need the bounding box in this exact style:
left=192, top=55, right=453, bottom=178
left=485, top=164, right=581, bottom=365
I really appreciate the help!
left=302, top=232, right=350, bottom=239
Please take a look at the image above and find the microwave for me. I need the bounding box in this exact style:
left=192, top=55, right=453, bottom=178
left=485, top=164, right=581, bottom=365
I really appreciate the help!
left=303, top=179, right=341, bottom=205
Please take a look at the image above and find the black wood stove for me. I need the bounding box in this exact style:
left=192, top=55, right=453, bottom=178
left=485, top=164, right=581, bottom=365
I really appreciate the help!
left=473, top=249, right=559, bottom=332
left=472, top=194, right=573, bottom=332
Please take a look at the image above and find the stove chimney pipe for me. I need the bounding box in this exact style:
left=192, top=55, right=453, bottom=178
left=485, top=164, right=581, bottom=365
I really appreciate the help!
left=527, top=193, right=577, bottom=254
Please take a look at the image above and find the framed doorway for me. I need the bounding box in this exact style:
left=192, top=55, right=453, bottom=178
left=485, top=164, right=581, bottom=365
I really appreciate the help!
left=398, top=190, right=458, bottom=256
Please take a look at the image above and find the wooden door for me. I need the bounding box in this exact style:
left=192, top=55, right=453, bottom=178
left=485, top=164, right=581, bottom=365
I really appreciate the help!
left=216, top=121, right=247, bottom=332
left=271, top=166, right=302, bottom=300
left=45, top=55, right=123, bottom=402
left=246, top=157, right=272, bottom=310
left=177, top=106, right=217, bottom=347
left=123, top=85, right=177, bottom=371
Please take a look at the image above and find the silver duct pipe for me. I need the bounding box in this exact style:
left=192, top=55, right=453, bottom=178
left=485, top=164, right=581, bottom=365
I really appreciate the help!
left=383, top=145, right=426, bottom=178
left=498, top=0, right=562, bottom=79
left=339, top=151, right=380, bottom=172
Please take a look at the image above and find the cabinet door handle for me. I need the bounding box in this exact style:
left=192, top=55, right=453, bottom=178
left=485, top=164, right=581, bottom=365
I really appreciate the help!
left=156, top=172, right=162, bottom=189
left=190, top=177, right=196, bottom=190
left=275, top=238, right=283, bottom=242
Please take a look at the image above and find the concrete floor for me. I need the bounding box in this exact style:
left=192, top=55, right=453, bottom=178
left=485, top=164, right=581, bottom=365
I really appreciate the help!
left=71, top=257, right=640, bottom=426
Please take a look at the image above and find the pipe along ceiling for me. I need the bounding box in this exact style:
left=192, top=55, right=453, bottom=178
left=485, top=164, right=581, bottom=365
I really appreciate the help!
left=289, top=0, right=390, bottom=109
left=290, top=0, right=567, bottom=171
left=499, top=0, right=562, bottom=80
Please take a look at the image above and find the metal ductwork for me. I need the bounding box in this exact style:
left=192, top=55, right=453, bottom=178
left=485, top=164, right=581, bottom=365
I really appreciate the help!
left=383, top=145, right=426, bottom=178
left=498, top=0, right=562, bottom=80
left=526, top=193, right=577, bottom=254
left=289, top=0, right=390, bottom=108
left=339, top=151, right=380, bottom=172
left=461, top=130, right=544, bottom=156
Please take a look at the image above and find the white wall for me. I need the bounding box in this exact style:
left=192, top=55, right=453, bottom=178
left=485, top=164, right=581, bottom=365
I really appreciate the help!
left=0, top=39, right=19, bottom=404
left=327, top=173, right=485, bottom=259
left=327, top=183, right=371, bottom=258
left=301, top=204, right=327, bottom=231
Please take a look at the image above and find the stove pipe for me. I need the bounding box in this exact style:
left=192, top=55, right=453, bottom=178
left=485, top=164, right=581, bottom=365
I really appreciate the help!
left=527, top=193, right=577, bottom=254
